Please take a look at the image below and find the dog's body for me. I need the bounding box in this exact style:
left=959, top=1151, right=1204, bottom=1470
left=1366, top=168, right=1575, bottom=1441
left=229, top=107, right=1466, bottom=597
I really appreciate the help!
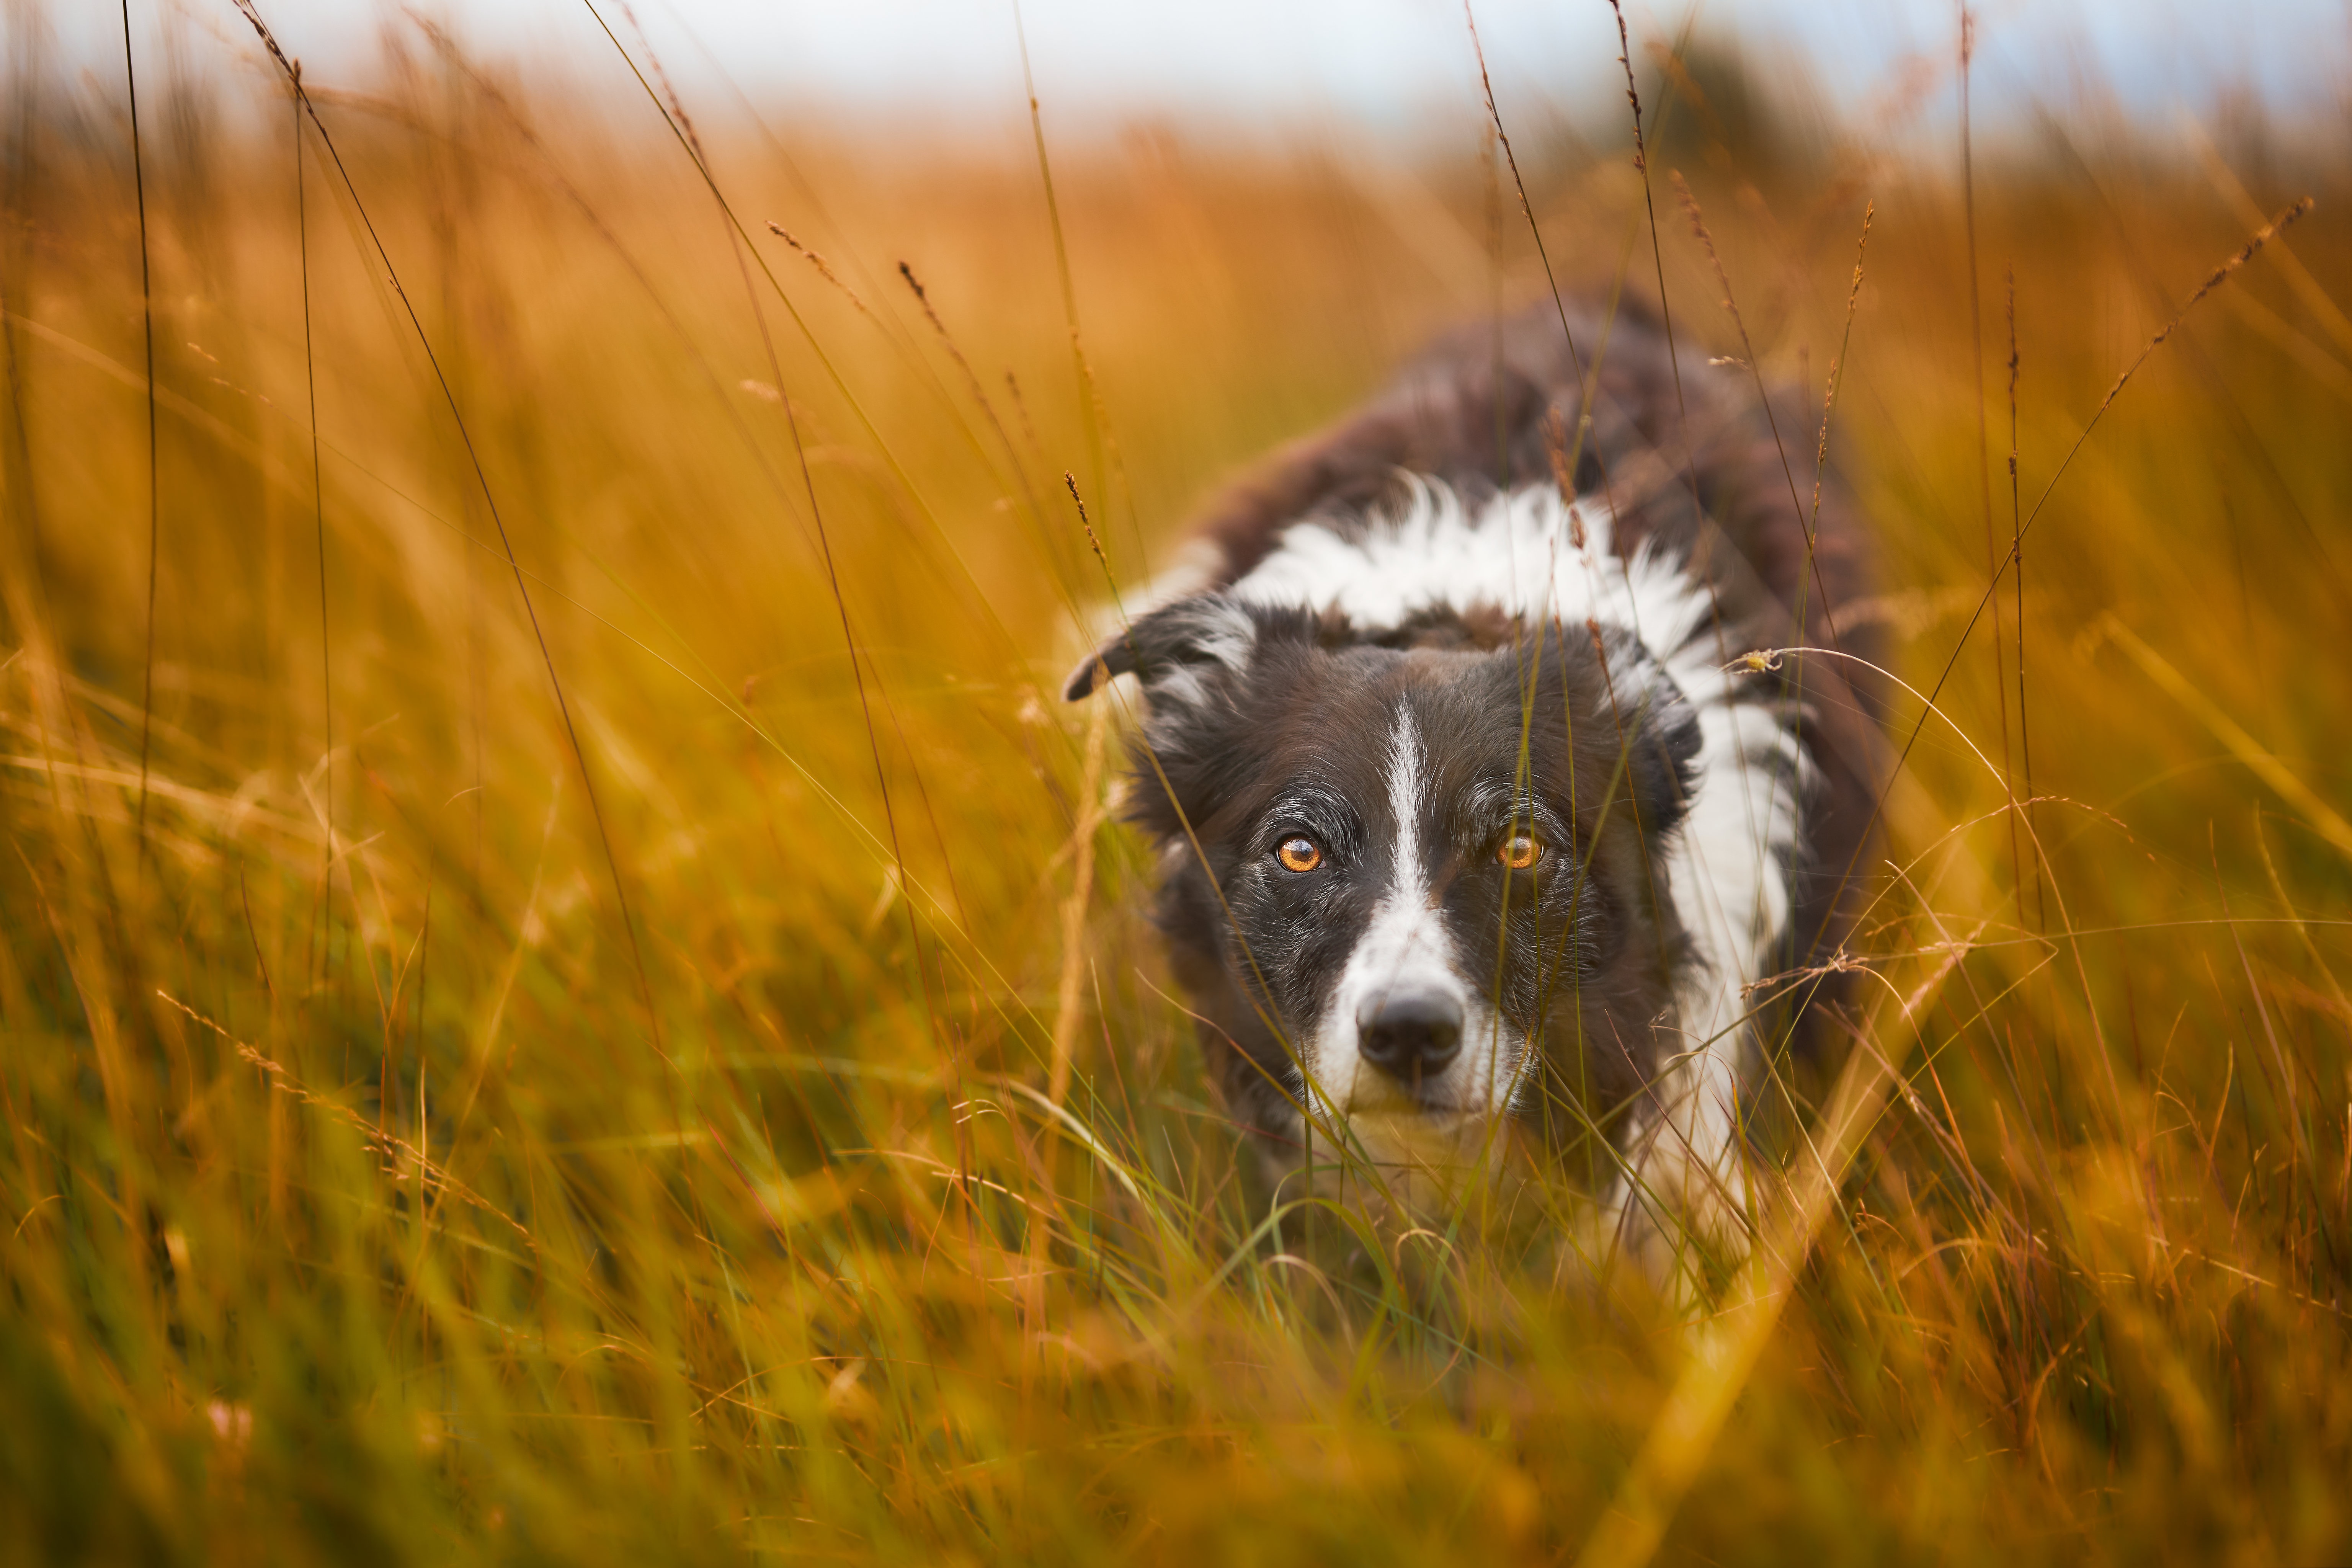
left=1067, top=300, right=1882, bottom=1268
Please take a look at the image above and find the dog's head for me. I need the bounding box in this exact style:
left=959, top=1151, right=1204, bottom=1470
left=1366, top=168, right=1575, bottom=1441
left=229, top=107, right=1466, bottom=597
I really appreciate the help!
left=1066, top=591, right=1701, bottom=1164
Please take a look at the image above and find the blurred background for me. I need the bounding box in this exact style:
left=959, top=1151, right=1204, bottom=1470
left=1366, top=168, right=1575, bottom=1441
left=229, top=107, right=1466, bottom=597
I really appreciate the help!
left=35, top=0, right=2352, bottom=140
left=3, top=2, right=2350, bottom=1562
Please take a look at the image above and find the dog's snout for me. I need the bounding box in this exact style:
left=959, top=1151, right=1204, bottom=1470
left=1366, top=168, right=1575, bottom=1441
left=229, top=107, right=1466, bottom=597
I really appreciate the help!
left=1355, top=990, right=1464, bottom=1080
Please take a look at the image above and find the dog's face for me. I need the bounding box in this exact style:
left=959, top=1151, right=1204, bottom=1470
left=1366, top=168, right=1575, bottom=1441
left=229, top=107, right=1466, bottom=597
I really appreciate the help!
left=1068, top=593, right=1700, bottom=1165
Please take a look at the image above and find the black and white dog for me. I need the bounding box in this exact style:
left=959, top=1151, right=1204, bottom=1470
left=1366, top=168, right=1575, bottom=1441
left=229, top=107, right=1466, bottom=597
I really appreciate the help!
left=1065, top=301, right=1881, bottom=1270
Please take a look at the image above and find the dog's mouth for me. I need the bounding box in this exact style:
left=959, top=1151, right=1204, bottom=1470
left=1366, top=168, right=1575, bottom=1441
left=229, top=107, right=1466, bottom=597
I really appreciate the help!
left=1300, top=1075, right=1473, bottom=1128
left=1308, top=1054, right=1531, bottom=1125
left=1300, top=1099, right=1520, bottom=1187
left=1348, top=1091, right=1509, bottom=1125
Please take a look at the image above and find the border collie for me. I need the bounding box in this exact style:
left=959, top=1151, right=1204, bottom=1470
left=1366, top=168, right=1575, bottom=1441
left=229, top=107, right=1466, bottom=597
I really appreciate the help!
left=1065, top=300, right=1881, bottom=1274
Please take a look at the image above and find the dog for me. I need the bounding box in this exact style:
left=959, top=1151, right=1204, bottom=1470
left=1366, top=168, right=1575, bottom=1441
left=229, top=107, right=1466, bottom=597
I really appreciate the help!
left=1064, top=299, right=1882, bottom=1276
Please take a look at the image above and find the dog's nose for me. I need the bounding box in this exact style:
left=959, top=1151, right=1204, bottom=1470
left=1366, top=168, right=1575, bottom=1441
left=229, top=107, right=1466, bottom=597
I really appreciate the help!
left=1356, top=990, right=1464, bottom=1081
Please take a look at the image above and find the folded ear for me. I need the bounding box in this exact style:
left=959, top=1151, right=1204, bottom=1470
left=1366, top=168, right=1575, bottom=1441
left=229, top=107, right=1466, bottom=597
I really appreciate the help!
left=1625, top=670, right=1704, bottom=838
left=1062, top=593, right=1260, bottom=702
left=1584, top=628, right=1704, bottom=838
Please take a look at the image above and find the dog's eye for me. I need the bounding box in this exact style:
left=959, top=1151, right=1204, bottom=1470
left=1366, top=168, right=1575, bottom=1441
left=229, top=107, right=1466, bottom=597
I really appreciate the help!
left=1275, top=836, right=1324, bottom=874
left=1498, top=832, right=1544, bottom=871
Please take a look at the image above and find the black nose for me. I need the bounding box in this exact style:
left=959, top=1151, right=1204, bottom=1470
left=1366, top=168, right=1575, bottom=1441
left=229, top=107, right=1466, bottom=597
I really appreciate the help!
left=1356, top=990, right=1464, bottom=1081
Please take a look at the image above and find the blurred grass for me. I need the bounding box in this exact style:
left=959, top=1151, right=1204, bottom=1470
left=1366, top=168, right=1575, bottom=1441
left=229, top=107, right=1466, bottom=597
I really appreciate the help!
left=3, top=11, right=2352, bottom=1563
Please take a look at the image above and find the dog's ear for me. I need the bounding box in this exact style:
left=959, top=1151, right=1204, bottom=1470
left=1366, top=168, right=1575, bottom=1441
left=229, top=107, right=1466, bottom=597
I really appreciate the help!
left=1630, top=677, right=1704, bottom=838
left=1062, top=592, right=1260, bottom=702
left=1620, top=666, right=1704, bottom=839
left=1579, top=629, right=1704, bottom=840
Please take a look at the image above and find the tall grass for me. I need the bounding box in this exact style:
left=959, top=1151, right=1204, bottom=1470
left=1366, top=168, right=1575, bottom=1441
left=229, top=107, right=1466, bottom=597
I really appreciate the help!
left=3, top=11, right=2350, bottom=1562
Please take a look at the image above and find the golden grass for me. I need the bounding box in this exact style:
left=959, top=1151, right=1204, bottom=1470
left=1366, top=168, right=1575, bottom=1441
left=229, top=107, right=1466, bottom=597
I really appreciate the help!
left=3, top=16, right=2350, bottom=1563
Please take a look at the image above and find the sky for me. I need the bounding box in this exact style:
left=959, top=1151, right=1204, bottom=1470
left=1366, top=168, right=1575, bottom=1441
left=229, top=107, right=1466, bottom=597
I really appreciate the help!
left=33, top=0, right=2352, bottom=145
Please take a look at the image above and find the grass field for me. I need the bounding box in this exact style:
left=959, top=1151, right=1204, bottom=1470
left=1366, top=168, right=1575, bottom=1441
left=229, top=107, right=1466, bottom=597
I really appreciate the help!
left=3, top=8, right=2351, bottom=1563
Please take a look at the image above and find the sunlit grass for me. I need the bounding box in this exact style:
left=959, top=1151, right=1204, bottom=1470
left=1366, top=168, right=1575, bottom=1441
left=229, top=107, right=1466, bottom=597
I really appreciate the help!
left=2, top=13, right=2350, bottom=1563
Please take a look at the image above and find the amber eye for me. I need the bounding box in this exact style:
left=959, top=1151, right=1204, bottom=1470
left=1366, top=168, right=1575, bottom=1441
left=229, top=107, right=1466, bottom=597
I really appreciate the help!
left=1276, top=836, right=1324, bottom=874
left=1498, top=833, right=1544, bottom=871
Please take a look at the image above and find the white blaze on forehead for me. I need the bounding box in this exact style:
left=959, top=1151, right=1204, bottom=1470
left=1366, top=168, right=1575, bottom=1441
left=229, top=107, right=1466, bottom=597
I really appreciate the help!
left=1383, top=707, right=1428, bottom=925
left=1338, top=709, right=1446, bottom=1008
